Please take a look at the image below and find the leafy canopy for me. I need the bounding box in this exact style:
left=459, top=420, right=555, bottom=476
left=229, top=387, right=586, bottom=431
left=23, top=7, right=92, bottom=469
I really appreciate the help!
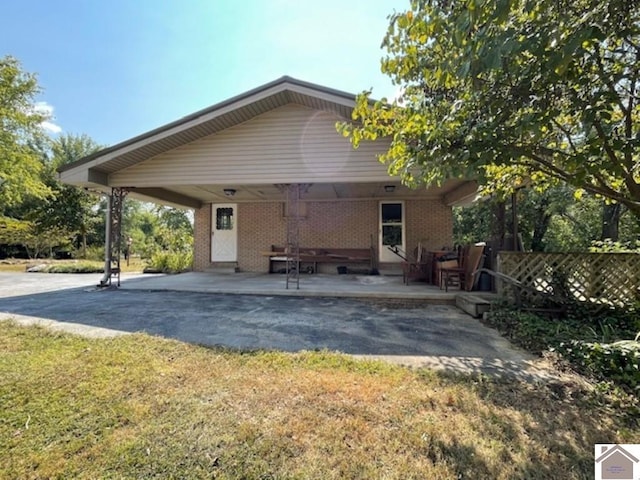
left=0, top=56, right=50, bottom=207
left=340, top=0, right=640, bottom=216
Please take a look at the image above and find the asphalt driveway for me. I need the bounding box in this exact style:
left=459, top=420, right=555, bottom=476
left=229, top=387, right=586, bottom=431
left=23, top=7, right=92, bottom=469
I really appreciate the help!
left=0, top=273, right=545, bottom=378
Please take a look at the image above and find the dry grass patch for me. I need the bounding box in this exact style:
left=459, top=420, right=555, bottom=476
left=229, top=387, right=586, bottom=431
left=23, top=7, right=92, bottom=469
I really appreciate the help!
left=1, top=321, right=637, bottom=479
left=0, top=257, right=146, bottom=273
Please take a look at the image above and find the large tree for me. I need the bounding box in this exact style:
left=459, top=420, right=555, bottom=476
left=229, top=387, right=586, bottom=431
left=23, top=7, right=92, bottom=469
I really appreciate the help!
left=341, top=0, right=640, bottom=217
left=43, top=134, right=102, bottom=256
left=0, top=56, right=50, bottom=208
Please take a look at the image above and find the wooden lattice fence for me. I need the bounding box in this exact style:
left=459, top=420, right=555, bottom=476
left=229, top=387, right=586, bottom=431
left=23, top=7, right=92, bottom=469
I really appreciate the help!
left=497, top=252, right=640, bottom=308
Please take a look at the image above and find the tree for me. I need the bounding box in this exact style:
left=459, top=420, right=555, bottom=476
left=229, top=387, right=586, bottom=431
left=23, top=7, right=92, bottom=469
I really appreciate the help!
left=0, top=56, right=50, bottom=208
left=340, top=0, right=640, bottom=218
left=47, top=134, right=102, bottom=256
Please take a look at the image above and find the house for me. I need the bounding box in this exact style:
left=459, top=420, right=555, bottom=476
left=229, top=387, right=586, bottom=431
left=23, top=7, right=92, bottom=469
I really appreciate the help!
left=595, top=444, right=639, bottom=480
left=59, top=76, right=477, bottom=275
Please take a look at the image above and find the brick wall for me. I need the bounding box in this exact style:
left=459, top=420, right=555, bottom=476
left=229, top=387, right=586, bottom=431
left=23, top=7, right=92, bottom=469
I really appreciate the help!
left=238, top=202, right=286, bottom=272
left=192, top=198, right=453, bottom=272
left=405, top=199, right=453, bottom=253
left=193, top=204, right=211, bottom=271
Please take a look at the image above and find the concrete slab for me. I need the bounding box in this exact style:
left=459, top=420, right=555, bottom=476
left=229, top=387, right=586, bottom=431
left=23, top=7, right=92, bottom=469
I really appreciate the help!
left=119, top=271, right=457, bottom=302
left=0, top=272, right=551, bottom=381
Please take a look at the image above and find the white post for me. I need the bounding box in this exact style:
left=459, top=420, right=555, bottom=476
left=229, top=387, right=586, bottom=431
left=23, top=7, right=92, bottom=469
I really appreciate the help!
left=99, top=194, right=112, bottom=286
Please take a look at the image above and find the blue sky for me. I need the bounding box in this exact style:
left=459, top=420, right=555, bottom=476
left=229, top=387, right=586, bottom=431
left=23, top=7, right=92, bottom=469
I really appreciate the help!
left=2, top=0, right=399, bottom=147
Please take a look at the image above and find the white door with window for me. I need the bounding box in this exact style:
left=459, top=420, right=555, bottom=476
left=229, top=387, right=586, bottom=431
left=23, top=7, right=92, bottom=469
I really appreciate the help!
left=379, top=201, right=405, bottom=263
left=211, top=204, right=237, bottom=262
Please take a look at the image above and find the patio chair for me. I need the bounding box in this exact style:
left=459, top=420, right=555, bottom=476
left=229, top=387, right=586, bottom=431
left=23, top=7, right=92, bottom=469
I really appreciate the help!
left=401, top=243, right=431, bottom=285
left=440, top=244, right=485, bottom=292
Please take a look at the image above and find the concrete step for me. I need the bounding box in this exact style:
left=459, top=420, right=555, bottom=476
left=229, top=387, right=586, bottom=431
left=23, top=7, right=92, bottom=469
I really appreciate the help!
left=456, top=293, right=492, bottom=318
left=206, top=262, right=239, bottom=274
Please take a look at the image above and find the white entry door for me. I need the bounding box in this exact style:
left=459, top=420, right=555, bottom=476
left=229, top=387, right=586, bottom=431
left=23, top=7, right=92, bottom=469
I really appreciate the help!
left=379, top=201, right=405, bottom=263
left=211, top=204, right=237, bottom=262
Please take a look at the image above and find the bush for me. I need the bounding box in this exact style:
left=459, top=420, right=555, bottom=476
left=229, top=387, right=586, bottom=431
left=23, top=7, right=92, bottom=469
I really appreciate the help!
left=76, top=245, right=105, bottom=261
left=41, top=262, right=104, bottom=273
left=484, top=302, right=640, bottom=392
left=147, top=251, right=193, bottom=274
left=555, top=338, right=640, bottom=394
left=482, top=306, right=582, bottom=354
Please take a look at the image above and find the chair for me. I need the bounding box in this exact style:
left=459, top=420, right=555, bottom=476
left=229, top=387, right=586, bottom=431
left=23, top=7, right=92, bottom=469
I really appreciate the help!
left=401, top=244, right=431, bottom=285
left=440, top=244, right=485, bottom=292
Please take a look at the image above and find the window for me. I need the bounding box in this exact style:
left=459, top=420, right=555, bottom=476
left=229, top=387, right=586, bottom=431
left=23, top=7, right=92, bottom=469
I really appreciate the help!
left=216, top=207, right=233, bottom=230
left=381, top=203, right=403, bottom=246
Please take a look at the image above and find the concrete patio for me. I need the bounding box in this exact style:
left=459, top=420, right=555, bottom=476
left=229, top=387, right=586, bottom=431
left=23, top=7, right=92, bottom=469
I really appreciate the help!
left=119, top=271, right=465, bottom=302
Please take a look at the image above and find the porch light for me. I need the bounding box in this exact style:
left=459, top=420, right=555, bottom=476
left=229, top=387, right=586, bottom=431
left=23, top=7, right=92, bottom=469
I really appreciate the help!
left=384, top=185, right=396, bottom=193
left=223, top=188, right=236, bottom=197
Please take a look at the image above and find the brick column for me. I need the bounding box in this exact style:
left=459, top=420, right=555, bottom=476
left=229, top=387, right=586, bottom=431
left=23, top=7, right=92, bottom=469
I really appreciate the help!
left=193, top=204, right=211, bottom=271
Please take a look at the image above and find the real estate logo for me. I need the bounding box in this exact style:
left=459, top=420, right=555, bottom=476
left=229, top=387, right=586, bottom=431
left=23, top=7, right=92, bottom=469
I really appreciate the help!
left=595, top=444, right=640, bottom=480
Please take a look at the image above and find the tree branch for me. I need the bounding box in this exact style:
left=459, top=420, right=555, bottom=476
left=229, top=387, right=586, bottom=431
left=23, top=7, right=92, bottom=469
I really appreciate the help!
left=593, top=118, right=624, bottom=168
left=593, top=44, right=628, bottom=114
left=550, top=119, right=578, bottom=154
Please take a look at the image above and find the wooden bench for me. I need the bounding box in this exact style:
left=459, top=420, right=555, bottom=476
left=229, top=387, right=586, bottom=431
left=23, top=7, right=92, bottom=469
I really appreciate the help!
left=264, top=245, right=374, bottom=274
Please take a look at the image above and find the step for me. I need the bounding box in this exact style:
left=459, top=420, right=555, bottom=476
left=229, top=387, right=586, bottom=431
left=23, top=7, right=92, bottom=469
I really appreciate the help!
left=206, top=262, right=239, bottom=274
left=456, top=293, right=492, bottom=318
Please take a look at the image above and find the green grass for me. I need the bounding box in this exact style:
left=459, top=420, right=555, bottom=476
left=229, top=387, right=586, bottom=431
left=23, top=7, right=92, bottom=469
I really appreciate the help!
left=1, top=322, right=638, bottom=479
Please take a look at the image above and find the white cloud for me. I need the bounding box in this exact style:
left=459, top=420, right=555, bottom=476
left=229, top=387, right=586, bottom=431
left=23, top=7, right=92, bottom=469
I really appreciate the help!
left=34, top=101, right=63, bottom=134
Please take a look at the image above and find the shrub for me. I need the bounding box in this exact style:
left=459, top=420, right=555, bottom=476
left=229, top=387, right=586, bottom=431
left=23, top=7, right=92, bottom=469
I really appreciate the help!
left=482, top=306, right=582, bottom=354
left=76, top=245, right=105, bottom=261
left=147, top=251, right=192, bottom=274
left=555, top=338, right=640, bottom=394
left=42, top=262, right=104, bottom=273
left=485, top=302, right=640, bottom=392
left=589, top=239, right=640, bottom=253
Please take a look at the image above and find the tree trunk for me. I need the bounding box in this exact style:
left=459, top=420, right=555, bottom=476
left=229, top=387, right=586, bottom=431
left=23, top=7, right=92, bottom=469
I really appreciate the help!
left=531, top=213, right=551, bottom=251
left=528, top=192, right=552, bottom=251
left=601, top=203, right=622, bottom=241
left=82, top=230, right=87, bottom=259
left=492, top=199, right=506, bottom=248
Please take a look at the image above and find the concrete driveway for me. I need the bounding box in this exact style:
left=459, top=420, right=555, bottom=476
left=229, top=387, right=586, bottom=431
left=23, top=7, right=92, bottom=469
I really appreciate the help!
left=0, top=272, right=548, bottom=379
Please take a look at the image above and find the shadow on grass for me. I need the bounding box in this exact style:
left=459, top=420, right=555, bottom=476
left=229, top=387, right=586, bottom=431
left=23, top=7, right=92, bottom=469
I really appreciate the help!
left=419, top=369, right=638, bottom=479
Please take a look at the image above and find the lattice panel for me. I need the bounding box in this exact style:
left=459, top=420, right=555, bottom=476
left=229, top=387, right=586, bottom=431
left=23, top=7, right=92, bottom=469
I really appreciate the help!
left=497, top=252, right=640, bottom=308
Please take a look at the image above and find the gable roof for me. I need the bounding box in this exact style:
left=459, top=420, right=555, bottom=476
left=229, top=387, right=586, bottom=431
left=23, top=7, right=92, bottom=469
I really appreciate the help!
left=57, top=76, right=478, bottom=208
left=58, top=76, right=362, bottom=177
left=596, top=445, right=639, bottom=463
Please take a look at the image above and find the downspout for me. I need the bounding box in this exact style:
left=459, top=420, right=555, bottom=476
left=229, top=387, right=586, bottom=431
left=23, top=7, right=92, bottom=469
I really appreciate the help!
left=99, top=193, right=112, bottom=286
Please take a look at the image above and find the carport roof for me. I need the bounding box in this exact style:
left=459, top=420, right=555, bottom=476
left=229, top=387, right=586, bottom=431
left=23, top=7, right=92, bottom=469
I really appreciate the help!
left=58, top=76, right=479, bottom=208
left=58, top=76, right=361, bottom=177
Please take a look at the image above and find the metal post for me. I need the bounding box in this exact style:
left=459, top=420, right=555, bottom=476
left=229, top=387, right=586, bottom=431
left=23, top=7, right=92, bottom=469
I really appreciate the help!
left=285, top=184, right=301, bottom=290
left=99, top=187, right=128, bottom=287
left=99, top=194, right=112, bottom=287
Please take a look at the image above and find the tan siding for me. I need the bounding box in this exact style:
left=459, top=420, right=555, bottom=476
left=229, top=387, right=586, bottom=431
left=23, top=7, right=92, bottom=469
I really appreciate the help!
left=110, top=105, right=393, bottom=187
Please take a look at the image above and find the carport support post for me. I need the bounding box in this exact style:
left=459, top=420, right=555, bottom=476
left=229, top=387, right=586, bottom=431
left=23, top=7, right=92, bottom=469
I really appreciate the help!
left=99, top=188, right=128, bottom=287
left=99, top=194, right=112, bottom=287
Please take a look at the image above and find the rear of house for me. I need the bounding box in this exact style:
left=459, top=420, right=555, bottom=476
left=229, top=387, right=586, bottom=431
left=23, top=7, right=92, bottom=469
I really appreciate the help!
left=58, top=77, right=477, bottom=274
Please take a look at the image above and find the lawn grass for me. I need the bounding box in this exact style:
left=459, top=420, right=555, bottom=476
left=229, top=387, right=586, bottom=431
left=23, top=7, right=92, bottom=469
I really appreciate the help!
left=1, top=322, right=638, bottom=479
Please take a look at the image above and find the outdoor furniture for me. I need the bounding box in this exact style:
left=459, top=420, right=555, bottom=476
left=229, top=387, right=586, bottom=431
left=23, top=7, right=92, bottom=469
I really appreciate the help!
left=263, top=246, right=374, bottom=273
left=401, top=244, right=431, bottom=285
left=440, top=244, right=485, bottom=292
